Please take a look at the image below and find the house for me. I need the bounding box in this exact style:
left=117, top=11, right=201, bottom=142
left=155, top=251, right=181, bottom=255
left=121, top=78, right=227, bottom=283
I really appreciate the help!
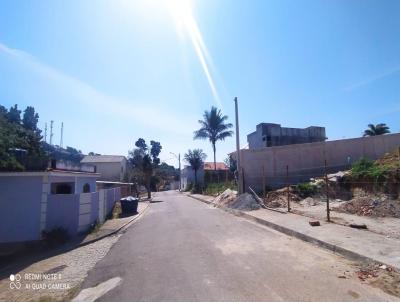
left=0, top=160, right=126, bottom=246
left=247, top=123, right=326, bottom=149
left=203, top=162, right=229, bottom=171
left=81, top=155, right=127, bottom=181
left=181, top=162, right=229, bottom=190
left=0, top=169, right=99, bottom=244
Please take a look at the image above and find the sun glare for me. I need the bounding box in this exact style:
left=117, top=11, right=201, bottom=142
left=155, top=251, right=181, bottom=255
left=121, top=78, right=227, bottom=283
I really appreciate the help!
left=166, top=0, right=222, bottom=107
left=167, top=0, right=193, bottom=28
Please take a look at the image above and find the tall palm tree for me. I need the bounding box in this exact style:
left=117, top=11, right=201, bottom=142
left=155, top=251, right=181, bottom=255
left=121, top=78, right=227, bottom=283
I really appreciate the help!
left=194, top=106, right=233, bottom=170
left=184, top=149, right=207, bottom=187
left=363, top=123, right=390, bottom=137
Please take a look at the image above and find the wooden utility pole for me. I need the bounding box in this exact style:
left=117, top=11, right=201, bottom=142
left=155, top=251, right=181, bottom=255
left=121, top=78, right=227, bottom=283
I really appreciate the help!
left=234, top=97, right=242, bottom=194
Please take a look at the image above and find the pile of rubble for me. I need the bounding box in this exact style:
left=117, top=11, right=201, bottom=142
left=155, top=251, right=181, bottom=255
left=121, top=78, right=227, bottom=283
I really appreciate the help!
left=213, top=189, right=237, bottom=207
left=264, top=187, right=301, bottom=208
left=213, top=189, right=260, bottom=211
left=335, top=191, right=400, bottom=218
left=375, top=150, right=400, bottom=168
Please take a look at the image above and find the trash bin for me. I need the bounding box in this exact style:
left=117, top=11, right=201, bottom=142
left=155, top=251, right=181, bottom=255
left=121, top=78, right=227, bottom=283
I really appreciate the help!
left=120, top=196, right=139, bottom=214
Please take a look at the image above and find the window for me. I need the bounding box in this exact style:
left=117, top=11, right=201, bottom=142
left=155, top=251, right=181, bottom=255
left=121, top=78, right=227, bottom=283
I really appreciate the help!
left=83, top=183, right=91, bottom=193
left=51, top=183, right=74, bottom=194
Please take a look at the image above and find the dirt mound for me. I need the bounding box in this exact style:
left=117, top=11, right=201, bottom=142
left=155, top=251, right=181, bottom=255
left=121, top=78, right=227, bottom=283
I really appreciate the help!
left=299, top=197, right=320, bottom=207
left=335, top=194, right=400, bottom=218
left=264, top=187, right=301, bottom=208
left=229, top=193, right=261, bottom=211
left=375, top=150, right=400, bottom=169
left=213, top=189, right=237, bottom=207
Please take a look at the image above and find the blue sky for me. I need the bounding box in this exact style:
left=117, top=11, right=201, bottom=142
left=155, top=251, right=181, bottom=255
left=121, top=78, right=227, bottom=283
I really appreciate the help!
left=1, top=0, right=399, bottom=167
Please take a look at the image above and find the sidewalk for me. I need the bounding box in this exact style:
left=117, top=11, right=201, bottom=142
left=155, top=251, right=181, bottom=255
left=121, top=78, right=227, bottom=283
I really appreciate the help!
left=186, top=193, right=400, bottom=270
left=0, top=201, right=150, bottom=302
left=81, top=201, right=149, bottom=245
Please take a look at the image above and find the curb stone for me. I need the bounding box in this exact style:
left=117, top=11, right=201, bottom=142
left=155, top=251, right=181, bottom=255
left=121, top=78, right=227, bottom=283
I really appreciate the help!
left=186, top=193, right=396, bottom=268
left=77, top=202, right=150, bottom=248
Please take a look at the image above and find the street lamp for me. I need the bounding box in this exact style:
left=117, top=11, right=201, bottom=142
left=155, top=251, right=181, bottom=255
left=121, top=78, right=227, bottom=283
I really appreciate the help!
left=170, top=152, right=181, bottom=191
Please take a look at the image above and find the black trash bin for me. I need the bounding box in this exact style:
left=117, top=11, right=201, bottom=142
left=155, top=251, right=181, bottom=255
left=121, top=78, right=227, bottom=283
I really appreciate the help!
left=120, top=196, right=139, bottom=214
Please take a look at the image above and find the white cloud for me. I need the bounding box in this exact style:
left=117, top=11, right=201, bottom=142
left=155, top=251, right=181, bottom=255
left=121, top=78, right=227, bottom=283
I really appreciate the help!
left=344, top=65, right=400, bottom=91
left=0, top=42, right=197, bottom=135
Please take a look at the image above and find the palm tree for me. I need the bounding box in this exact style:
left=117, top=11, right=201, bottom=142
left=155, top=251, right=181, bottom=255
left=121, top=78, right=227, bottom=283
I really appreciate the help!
left=184, top=149, right=207, bottom=187
left=363, top=123, right=390, bottom=137
left=194, top=106, right=233, bottom=170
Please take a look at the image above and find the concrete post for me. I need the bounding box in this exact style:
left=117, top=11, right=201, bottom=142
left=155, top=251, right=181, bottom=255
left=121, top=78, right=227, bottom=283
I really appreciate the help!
left=234, top=97, right=242, bottom=194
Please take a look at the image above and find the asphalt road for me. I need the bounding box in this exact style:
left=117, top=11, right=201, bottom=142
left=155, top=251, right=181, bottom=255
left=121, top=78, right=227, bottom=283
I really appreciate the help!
left=79, top=191, right=397, bottom=302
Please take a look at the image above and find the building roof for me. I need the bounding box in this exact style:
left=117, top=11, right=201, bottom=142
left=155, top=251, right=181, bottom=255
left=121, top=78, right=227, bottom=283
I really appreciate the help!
left=81, top=155, right=126, bottom=163
left=203, top=162, right=229, bottom=171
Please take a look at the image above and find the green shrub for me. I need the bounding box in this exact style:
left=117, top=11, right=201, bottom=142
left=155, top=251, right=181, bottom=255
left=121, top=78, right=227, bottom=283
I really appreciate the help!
left=191, top=184, right=202, bottom=194
left=42, top=227, right=70, bottom=246
left=88, top=220, right=101, bottom=233
left=184, top=182, right=193, bottom=192
left=351, top=157, right=390, bottom=181
left=296, top=182, right=318, bottom=198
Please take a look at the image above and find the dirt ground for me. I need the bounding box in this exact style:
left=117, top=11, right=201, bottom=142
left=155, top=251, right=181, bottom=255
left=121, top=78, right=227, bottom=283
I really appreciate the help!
left=261, top=183, right=400, bottom=239
left=354, top=262, right=400, bottom=298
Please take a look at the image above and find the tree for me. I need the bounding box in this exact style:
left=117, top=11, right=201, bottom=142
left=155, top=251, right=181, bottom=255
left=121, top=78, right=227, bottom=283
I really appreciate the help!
left=128, top=138, right=162, bottom=198
left=22, top=106, right=39, bottom=131
left=88, top=152, right=101, bottom=156
left=194, top=106, right=233, bottom=171
left=184, top=149, right=207, bottom=190
left=363, top=123, right=390, bottom=137
left=0, top=104, right=45, bottom=170
left=0, top=105, right=7, bottom=116
left=224, top=154, right=237, bottom=174
left=7, top=104, right=21, bottom=124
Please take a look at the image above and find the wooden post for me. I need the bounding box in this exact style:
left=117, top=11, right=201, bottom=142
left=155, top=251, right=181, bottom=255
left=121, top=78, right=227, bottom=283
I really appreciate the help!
left=286, top=165, right=291, bottom=212
left=241, top=168, right=245, bottom=194
left=325, top=159, right=330, bottom=222
left=262, top=165, right=266, bottom=198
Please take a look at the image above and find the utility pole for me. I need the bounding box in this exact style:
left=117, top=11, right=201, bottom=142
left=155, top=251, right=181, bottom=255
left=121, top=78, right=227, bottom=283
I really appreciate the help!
left=234, top=97, right=242, bottom=194
left=50, top=120, right=54, bottom=145
left=60, top=122, right=64, bottom=148
left=44, top=123, right=47, bottom=143
left=170, top=152, right=182, bottom=191
left=178, top=153, right=181, bottom=191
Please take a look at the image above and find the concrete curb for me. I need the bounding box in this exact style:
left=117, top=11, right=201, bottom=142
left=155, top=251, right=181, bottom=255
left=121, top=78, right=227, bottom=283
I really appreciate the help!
left=77, top=202, right=150, bottom=248
left=186, top=193, right=394, bottom=267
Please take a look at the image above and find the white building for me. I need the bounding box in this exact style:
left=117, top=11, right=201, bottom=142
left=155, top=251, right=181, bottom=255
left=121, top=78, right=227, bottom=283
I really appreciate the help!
left=81, top=155, right=127, bottom=181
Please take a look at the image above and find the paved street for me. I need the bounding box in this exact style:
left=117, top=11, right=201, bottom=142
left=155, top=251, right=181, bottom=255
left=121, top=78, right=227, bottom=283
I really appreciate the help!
left=79, top=191, right=397, bottom=302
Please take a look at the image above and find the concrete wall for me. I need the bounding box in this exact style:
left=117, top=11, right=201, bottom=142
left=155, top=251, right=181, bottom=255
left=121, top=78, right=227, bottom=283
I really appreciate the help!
left=237, top=133, right=400, bottom=190
left=181, top=166, right=204, bottom=190
left=46, top=194, right=80, bottom=236
left=47, top=175, right=97, bottom=194
left=0, top=176, right=43, bottom=243
left=45, top=187, right=120, bottom=236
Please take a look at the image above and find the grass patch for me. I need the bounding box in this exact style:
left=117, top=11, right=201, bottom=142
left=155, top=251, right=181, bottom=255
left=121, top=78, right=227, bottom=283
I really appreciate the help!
left=204, top=182, right=236, bottom=196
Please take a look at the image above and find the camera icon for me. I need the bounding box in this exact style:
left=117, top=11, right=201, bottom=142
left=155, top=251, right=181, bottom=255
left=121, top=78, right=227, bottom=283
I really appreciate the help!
left=9, top=274, right=21, bottom=290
